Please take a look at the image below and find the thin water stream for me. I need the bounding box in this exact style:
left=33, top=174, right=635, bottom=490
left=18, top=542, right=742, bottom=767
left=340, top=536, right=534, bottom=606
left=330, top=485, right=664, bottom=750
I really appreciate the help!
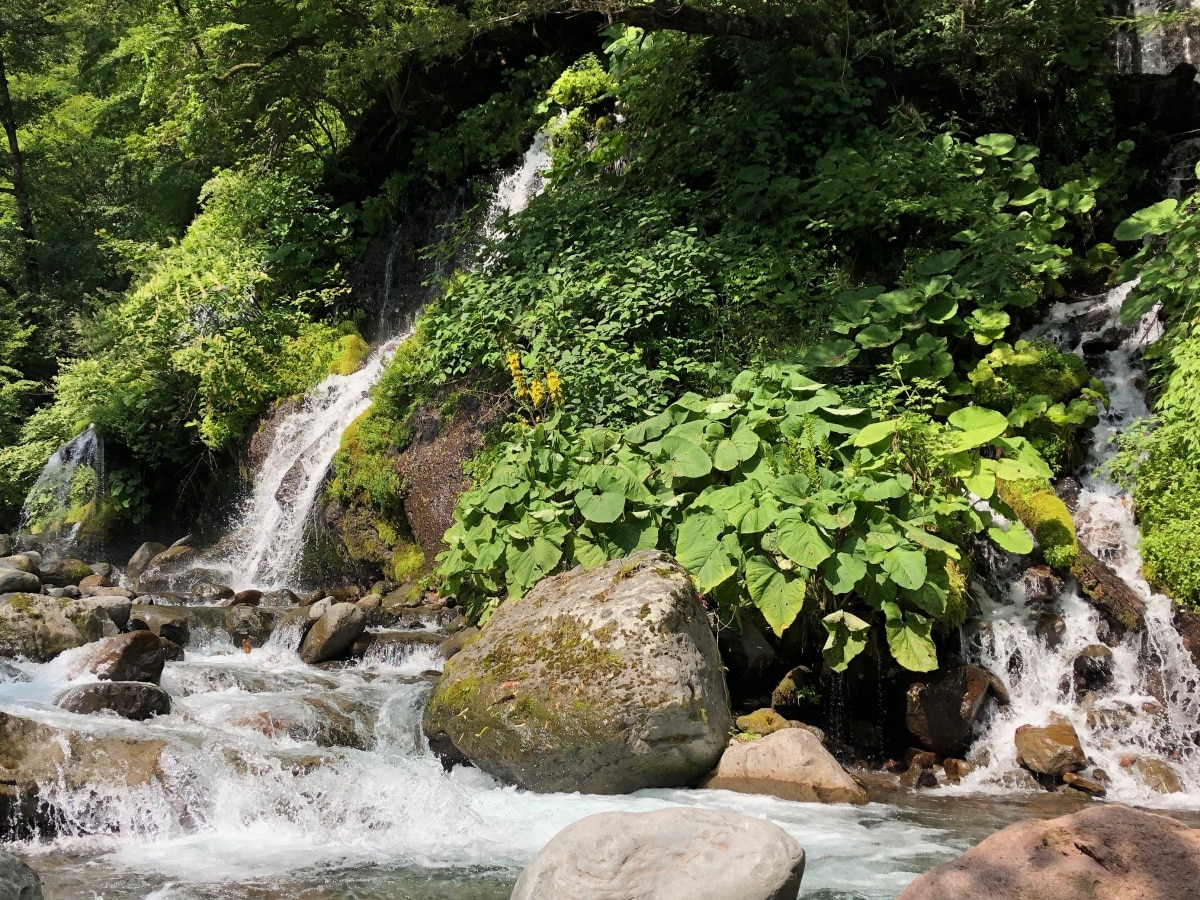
left=958, top=284, right=1200, bottom=804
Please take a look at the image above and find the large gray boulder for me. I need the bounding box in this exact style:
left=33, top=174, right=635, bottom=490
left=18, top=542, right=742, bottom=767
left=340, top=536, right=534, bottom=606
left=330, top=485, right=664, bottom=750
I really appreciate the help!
left=423, top=551, right=732, bottom=794
left=299, top=602, right=366, bottom=663
left=702, top=729, right=867, bottom=804
left=512, top=807, right=804, bottom=900
left=55, top=682, right=172, bottom=720
left=0, top=594, right=86, bottom=661
left=898, top=804, right=1200, bottom=900
left=0, top=849, right=42, bottom=900
left=0, top=568, right=41, bottom=594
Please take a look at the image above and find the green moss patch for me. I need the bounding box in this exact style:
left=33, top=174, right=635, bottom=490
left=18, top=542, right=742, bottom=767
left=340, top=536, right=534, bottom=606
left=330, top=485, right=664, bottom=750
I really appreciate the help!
left=997, top=478, right=1078, bottom=570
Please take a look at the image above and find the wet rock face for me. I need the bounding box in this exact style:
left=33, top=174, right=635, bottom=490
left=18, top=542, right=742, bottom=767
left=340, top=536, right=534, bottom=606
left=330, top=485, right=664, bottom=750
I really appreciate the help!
left=1014, top=721, right=1086, bottom=776
left=1021, top=565, right=1063, bottom=605
left=1072, top=644, right=1115, bottom=694
left=512, top=808, right=805, bottom=900
left=0, top=711, right=166, bottom=838
left=129, top=605, right=191, bottom=646
left=423, top=551, right=732, bottom=794
left=905, top=664, right=998, bottom=756
left=0, top=849, right=43, bottom=900
left=74, top=631, right=167, bottom=684
left=55, top=682, right=172, bottom=720
left=227, top=606, right=274, bottom=648
left=897, top=804, right=1200, bottom=900
left=1071, top=546, right=1146, bottom=638
left=702, top=730, right=867, bottom=805
left=396, top=382, right=511, bottom=562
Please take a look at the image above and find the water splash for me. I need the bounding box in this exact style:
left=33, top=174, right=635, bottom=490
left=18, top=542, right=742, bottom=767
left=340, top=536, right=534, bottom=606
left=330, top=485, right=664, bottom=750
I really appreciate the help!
left=958, top=284, right=1200, bottom=805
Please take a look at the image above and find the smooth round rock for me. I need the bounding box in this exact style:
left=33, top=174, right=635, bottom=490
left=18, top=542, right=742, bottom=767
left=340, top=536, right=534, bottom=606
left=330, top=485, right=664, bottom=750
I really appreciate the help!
left=299, top=603, right=365, bottom=663
left=512, top=807, right=804, bottom=900
left=73, top=631, right=166, bottom=683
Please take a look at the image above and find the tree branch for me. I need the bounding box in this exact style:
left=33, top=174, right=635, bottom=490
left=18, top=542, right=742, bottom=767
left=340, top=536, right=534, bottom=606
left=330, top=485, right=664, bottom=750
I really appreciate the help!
left=213, top=35, right=319, bottom=85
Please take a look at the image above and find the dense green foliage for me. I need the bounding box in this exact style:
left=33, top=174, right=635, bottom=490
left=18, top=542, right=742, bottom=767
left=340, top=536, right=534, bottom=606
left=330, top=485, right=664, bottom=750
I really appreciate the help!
left=6, top=0, right=1194, bottom=666
left=1113, top=173, right=1200, bottom=606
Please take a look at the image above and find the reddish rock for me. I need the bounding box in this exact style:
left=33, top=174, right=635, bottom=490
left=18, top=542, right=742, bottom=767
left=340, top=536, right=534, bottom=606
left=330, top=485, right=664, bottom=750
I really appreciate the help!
left=898, top=804, right=1200, bottom=900
left=72, top=632, right=166, bottom=684
left=906, top=664, right=998, bottom=756
left=1014, top=721, right=1086, bottom=776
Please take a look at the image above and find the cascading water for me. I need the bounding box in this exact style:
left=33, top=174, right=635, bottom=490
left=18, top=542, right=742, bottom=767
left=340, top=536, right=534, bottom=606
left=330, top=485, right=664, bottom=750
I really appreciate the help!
left=1113, top=0, right=1200, bottom=74
left=1, top=634, right=1001, bottom=899
left=200, top=133, right=555, bottom=592
left=200, top=336, right=408, bottom=592
left=18, top=425, right=103, bottom=544
left=958, top=283, right=1200, bottom=805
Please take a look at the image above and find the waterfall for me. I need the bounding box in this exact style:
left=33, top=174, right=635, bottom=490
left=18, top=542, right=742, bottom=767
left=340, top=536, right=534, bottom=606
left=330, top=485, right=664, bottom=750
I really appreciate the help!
left=958, top=283, right=1200, bottom=804
left=18, top=425, right=103, bottom=544
left=197, top=132, right=555, bottom=592
left=1114, top=0, right=1200, bottom=74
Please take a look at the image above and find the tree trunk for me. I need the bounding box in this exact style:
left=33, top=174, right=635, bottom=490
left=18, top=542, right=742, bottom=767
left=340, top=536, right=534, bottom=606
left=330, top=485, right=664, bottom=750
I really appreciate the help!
left=0, top=45, right=39, bottom=296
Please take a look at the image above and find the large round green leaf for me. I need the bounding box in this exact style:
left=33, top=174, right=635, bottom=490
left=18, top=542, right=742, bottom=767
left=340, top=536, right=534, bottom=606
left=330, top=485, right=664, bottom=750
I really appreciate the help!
left=658, top=434, right=713, bottom=480
left=575, top=488, right=625, bottom=523
left=746, top=557, right=809, bottom=636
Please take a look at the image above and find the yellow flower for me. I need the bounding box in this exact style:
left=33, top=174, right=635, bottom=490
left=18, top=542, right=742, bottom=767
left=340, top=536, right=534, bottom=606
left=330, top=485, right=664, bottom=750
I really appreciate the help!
left=506, top=351, right=522, bottom=378
left=546, top=370, right=563, bottom=404
left=530, top=379, right=545, bottom=406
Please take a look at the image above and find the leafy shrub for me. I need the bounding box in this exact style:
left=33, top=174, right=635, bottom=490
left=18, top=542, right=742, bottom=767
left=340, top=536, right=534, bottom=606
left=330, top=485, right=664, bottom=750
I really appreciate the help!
left=439, top=364, right=1049, bottom=673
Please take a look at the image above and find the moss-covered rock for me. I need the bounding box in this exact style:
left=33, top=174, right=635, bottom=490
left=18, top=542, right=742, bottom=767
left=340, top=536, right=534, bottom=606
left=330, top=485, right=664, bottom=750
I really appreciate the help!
left=970, top=340, right=1104, bottom=473
left=0, top=594, right=86, bottom=662
left=422, top=551, right=731, bottom=794
left=997, top=478, right=1079, bottom=570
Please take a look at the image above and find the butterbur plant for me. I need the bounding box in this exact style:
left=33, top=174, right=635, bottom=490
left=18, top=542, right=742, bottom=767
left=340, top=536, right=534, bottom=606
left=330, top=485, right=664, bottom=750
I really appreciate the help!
left=438, top=364, right=1050, bottom=673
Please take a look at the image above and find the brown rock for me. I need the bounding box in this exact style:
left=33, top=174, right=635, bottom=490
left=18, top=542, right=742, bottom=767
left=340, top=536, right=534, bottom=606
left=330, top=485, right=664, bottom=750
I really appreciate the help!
left=225, top=589, right=262, bottom=608
left=897, top=804, right=1200, bottom=900
left=80, top=585, right=134, bottom=599
left=906, top=664, right=997, bottom=756
left=1174, top=606, right=1200, bottom=674
left=77, top=573, right=111, bottom=591
left=1062, top=771, right=1106, bottom=797
left=1127, top=756, right=1184, bottom=794
left=73, top=632, right=166, bottom=684
left=702, top=730, right=867, bottom=804
left=440, top=626, right=479, bottom=659
left=942, top=758, right=975, bottom=781
left=1014, top=721, right=1086, bottom=776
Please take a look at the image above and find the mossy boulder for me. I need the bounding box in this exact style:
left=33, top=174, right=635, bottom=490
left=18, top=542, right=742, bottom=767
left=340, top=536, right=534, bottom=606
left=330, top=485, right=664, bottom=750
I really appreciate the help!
left=996, top=478, right=1079, bottom=570
left=423, top=551, right=732, bottom=794
left=0, top=594, right=87, bottom=662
